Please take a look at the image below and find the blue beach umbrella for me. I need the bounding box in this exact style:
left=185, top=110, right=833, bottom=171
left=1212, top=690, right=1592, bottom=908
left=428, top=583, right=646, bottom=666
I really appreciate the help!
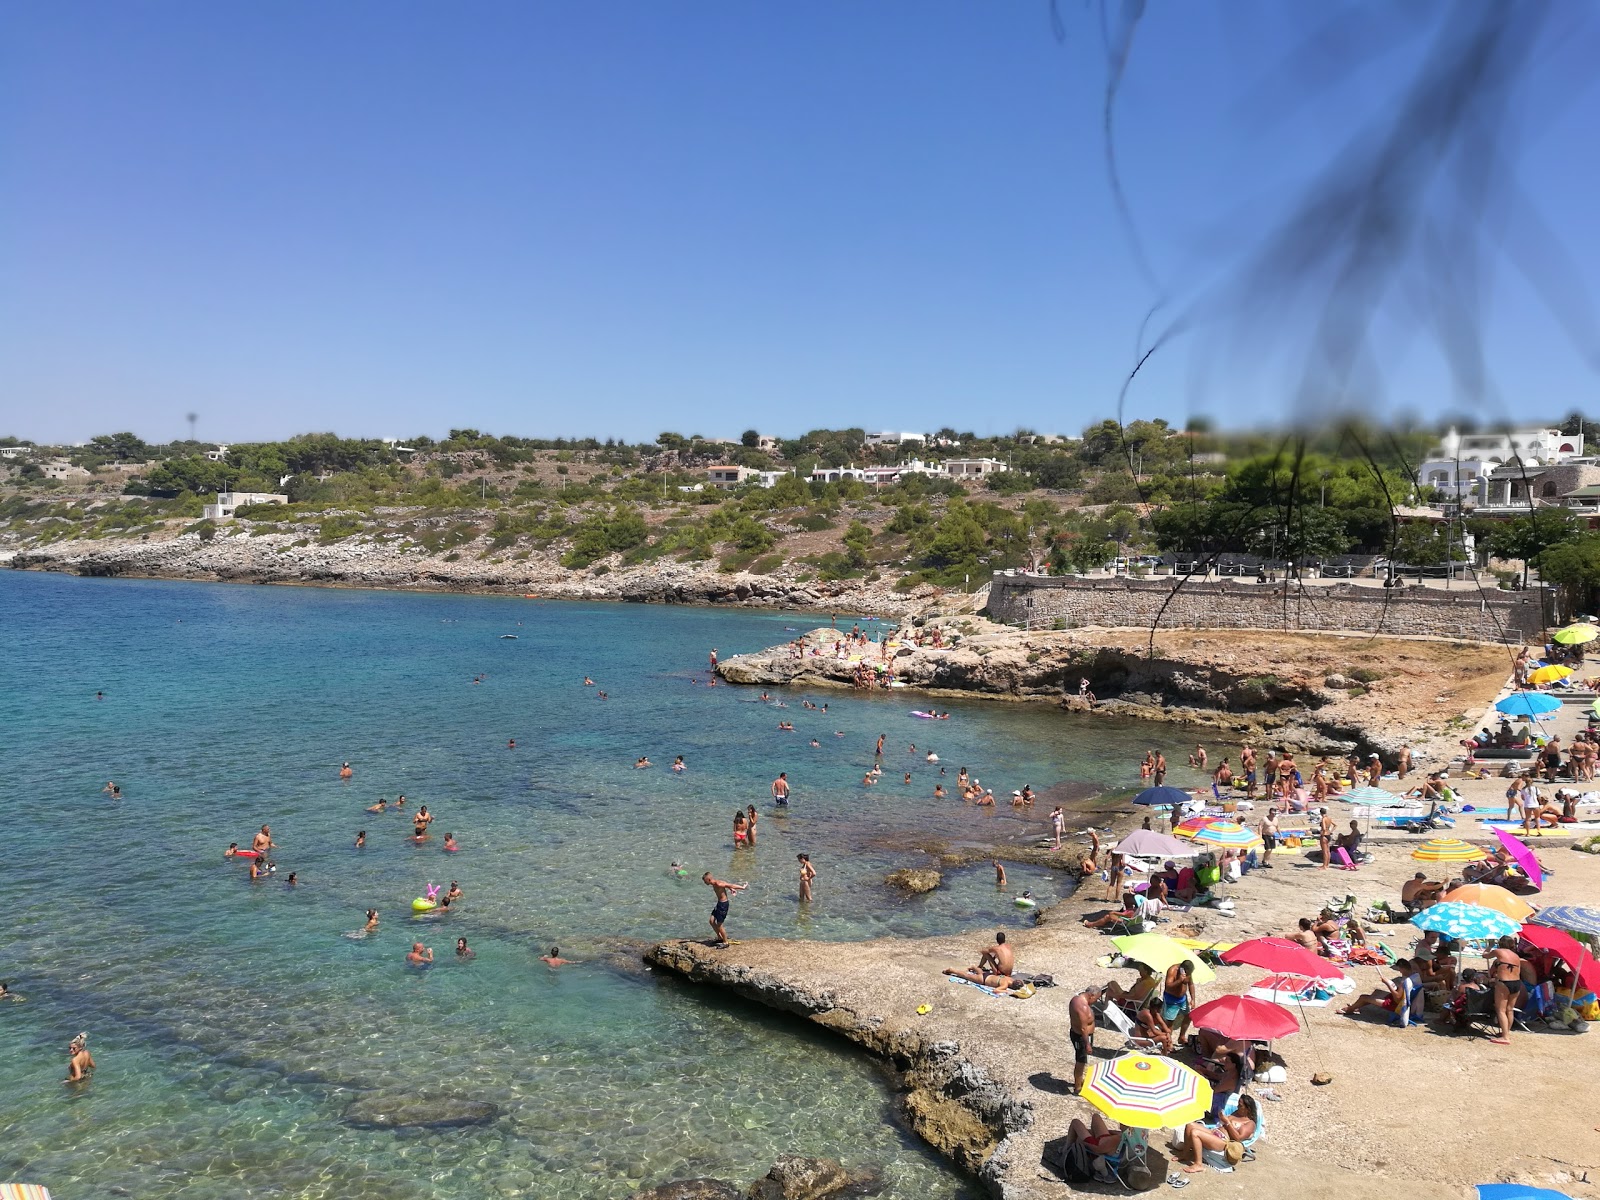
left=1133, top=786, right=1190, bottom=808
left=1477, top=1186, right=1575, bottom=1200
left=1410, top=902, right=1520, bottom=943
left=1529, top=905, right=1600, bottom=938
left=1495, top=693, right=1562, bottom=717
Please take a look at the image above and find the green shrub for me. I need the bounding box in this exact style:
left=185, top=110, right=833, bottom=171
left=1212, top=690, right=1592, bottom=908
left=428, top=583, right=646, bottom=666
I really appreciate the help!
left=1348, top=667, right=1383, bottom=684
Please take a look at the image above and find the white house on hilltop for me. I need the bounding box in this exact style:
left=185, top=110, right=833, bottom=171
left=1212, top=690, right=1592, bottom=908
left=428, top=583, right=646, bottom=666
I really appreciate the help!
left=864, top=431, right=926, bottom=447
left=1418, top=427, right=1584, bottom=502
left=943, top=457, right=1008, bottom=479
left=204, top=490, right=289, bottom=520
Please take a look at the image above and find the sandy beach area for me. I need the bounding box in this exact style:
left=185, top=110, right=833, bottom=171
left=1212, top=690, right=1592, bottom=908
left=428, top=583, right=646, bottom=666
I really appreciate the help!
left=649, top=685, right=1600, bottom=1200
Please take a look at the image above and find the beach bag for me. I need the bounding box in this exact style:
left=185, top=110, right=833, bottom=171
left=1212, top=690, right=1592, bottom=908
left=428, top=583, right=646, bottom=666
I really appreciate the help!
left=1122, top=1146, right=1171, bottom=1192
left=1042, top=1136, right=1094, bottom=1183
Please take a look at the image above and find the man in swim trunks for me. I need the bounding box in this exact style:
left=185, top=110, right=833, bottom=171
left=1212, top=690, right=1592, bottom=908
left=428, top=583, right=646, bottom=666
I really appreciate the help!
left=1068, top=984, right=1101, bottom=1093
left=406, top=942, right=434, bottom=966
left=772, top=772, right=790, bottom=806
left=446, top=882, right=463, bottom=903
left=541, top=947, right=571, bottom=967
left=1241, top=744, right=1257, bottom=799
left=1161, top=962, right=1196, bottom=1042
left=252, top=826, right=275, bottom=854
left=366, top=799, right=386, bottom=814
left=340, top=762, right=353, bottom=779
left=1258, top=807, right=1278, bottom=868
left=703, top=873, right=748, bottom=944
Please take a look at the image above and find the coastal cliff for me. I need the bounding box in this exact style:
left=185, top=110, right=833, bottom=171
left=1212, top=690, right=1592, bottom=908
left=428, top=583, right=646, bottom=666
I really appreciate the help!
left=717, top=620, right=1514, bottom=762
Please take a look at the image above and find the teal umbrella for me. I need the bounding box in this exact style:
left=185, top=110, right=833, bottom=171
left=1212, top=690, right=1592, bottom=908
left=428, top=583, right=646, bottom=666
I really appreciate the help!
left=1496, top=693, right=1561, bottom=717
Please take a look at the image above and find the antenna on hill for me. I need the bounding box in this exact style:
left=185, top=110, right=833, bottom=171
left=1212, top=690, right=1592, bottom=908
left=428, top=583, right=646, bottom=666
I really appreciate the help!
left=186, top=412, right=198, bottom=444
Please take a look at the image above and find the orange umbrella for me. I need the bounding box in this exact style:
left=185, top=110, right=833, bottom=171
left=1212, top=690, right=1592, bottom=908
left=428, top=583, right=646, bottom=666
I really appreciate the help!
left=1441, top=883, right=1535, bottom=921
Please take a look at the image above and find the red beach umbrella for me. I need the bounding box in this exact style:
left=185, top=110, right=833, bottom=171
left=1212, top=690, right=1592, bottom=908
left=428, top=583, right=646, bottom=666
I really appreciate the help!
left=1518, top=923, right=1600, bottom=994
left=1189, top=994, right=1301, bottom=1041
left=1220, top=936, right=1345, bottom=980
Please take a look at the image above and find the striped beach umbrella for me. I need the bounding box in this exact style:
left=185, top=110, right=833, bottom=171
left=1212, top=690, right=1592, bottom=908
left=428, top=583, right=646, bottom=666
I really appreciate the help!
left=1173, top=815, right=1227, bottom=839
left=1188, top=821, right=1263, bottom=850
left=1552, top=623, right=1599, bottom=646
left=1529, top=905, right=1600, bottom=938
left=1081, top=1052, right=1212, bottom=1130
left=1346, top=786, right=1407, bottom=807
left=1411, top=838, right=1488, bottom=864
left=1440, top=883, right=1535, bottom=921
left=1411, top=901, right=1520, bottom=943
left=1496, top=692, right=1562, bottom=717
left=1528, top=664, right=1574, bottom=685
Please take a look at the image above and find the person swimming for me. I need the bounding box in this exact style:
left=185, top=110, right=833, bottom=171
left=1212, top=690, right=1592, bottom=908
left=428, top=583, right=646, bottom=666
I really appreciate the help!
left=285, top=872, right=297, bottom=886
left=456, top=937, right=475, bottom=960
left=102, top=781, right=121, bottom=798
left=541, top=947, right=571, bottom=967
left=446, top=882, right=463, bottom=903
left=507, top=738, right=517, bottom=749
left=635, top=756, right=652, bottom=768
left=367, top=798, right=386, bottom=813
left=225, top=842, right=240, bottom=857
left=443, top=833, right=458, bottom=851
left=672, top=756, right=685, bottom=771
left=339, top=762, right=353, bottom=779
left=355, top=830, right=366, bottom=848
left=364, top=909, right=379, bottom=932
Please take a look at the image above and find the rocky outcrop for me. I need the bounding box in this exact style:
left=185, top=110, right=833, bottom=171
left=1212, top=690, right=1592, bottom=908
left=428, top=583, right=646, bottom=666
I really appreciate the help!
left=645, top=940, right=1027, bottom=1184
left=629, top=1157, right=884, bottom=1200
left=885, top=868, right=942, bottom=894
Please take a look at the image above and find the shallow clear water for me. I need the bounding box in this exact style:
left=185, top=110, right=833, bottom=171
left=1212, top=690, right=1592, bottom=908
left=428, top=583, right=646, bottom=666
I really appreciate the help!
left=0, top=572, right=1206, bottom=1198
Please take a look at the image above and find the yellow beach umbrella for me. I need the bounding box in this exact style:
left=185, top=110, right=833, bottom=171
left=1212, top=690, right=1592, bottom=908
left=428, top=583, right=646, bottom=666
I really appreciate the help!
left=1081, top=1052, right=1212, bottom=1130
left=1528, top=665, right=1574, bottom=685
left=1553, top=623, right=1599, bottom=645
left=1412, top=838, right=1489, bottom=864
left=1440, top=883, right=1535, bottom=921
left=1110, top=932, right=1217, bottom=985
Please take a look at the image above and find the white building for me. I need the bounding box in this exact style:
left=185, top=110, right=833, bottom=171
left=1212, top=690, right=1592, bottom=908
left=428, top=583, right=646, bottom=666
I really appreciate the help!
left=204, top=444, right=231, bottom=462
left=41, top=458, right=92, bottom=480
left=864, top=431, right=926, bottom=448
left=1418, top=427, right=1584, bottom=501
left=705, top=465, right=752, bottom=487
left=204, top=490, right=289, bottom=520
left=943, top=457, right=1008, bottom=480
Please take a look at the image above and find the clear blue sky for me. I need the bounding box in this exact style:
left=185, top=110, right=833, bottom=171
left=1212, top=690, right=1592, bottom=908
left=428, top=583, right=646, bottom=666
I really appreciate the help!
left=2, top=2, right=1595, bottom=445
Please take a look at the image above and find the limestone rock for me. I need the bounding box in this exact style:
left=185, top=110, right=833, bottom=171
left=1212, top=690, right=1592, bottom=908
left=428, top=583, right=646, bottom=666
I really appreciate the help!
left=885, top=867, right=941, bottom=894
left=631, top=1181, right=744, bottom=1200
left=1324, top=673, right=1351, bottom=689
left=745, top=1155, right=850, bottom=1200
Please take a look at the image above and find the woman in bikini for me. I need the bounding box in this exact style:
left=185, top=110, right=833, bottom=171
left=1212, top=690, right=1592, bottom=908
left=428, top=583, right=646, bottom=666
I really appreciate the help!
left=732, top=810, right=749, bottom=848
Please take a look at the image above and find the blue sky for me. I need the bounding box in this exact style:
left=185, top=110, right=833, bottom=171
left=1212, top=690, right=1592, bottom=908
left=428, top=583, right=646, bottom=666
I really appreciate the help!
left=2, top=2, right=1596, bottom=445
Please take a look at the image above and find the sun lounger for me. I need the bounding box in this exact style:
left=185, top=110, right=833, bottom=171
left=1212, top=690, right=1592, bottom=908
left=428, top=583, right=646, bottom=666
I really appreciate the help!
left=1099, top=997, right=1164, bottom=1053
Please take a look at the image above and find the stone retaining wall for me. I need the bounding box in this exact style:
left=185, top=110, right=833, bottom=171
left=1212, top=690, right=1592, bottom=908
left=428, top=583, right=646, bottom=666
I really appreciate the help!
left=986, top=574, right=1545, bottom=644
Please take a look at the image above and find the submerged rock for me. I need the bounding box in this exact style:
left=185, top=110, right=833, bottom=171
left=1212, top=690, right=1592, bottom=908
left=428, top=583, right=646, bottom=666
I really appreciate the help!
left=745, top=1155, right=850, bottom=1200
left=341, top=1093, right=499, bottom=1129
left=630, top=1180, right=743, bottom=1200
left=885, top=867, right=941, bottom=895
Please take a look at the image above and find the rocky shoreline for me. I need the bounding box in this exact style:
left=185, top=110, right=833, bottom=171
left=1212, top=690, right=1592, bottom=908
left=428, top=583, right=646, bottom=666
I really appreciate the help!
left=717, top=621, right=1516, bottom=765
left=4, top=531, right=936, bottom=615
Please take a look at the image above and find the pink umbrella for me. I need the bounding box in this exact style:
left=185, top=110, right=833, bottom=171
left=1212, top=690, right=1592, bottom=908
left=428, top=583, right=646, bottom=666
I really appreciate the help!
left=1220, top=937, right=1345, bottom=980
left=1493, top=828, right=1544, bottom=890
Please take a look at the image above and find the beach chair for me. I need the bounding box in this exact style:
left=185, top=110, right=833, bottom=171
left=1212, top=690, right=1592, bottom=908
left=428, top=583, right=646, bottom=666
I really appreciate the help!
left=1099, top=997, right=1163, bottom=1053
left=1095, top=1128, right=1170, bottom=1192
left=1106, top=894, right=1148, bottom=936
left=1199, top=1102, right=1266, bottom=1171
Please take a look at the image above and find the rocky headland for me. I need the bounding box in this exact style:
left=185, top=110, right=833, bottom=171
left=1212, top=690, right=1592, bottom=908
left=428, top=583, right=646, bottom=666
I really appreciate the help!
left=718, top=620, right=1515, bottom=765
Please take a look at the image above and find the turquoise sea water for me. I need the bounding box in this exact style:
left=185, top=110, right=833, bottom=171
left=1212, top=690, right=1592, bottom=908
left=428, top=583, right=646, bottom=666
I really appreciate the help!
left=0, top=572, right=1205, bottom=1198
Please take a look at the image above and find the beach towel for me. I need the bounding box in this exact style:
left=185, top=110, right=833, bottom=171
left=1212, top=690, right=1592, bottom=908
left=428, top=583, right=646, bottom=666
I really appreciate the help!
left=948, top=976, right=1012, bottom=999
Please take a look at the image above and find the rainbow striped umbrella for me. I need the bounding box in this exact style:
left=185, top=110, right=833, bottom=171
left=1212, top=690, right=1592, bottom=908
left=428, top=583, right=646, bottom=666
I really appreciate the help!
left=1173, top=815, right=1227, bottom=839
left=1411, top=838, right=1488, bottom=864
left=1081, top=1052, right=1212, bottom=1130
left=1188, top=821, right=1264, bottom=850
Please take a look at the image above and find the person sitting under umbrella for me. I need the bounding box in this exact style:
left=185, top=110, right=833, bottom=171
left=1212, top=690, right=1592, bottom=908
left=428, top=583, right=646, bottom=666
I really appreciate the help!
left=1171, top=1093, right=1259, bottom=1174
left=1083, top=890, right=1143, bottom=932
left=1340, top=958, right=1423, bottom=1026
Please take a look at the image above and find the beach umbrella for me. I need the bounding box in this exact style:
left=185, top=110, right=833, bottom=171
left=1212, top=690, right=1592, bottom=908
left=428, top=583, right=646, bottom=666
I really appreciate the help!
left=1220, top=936, right=1345, bottom=980
left=1410, top=901, right=1520, bottom=943
left=1246, top=974, right=1336, bottom=1008
left=1174, top=815, right=1228, bottom=839
left=1132, top=786, right=1190, bottom=808
left=1440, top=883, right=1535, bottom=921
left=1189, top=994, right=1300, bottom=1041
left=1496, top=693, right=1562, bottom=717
left=1493, top=828, right=1544, bottom=890
left=1529, top=905, right=1600, bottom=938
left=1346, top=786, right=1406, bottom=806
left=1112, top=829, right=1199, bottom=859
left=1411, top=838, right=1488, bottom=864
left=1552, top=623, right=1599, bottom=645
left=1517, top=923, right=1600, bottom=994
left=1187, top=821, right=1264, bottom=850
left=1110, top=932, right=1217, bottom=985
left=1081, top=1052, right=1212, bottom=1130
left=1477, top=1186, right=1576, bottom=1200
left=1527, top=664, right=1574, bottom=685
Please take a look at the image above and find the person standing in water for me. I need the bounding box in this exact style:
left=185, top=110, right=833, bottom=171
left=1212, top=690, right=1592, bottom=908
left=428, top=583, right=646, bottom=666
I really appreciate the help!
left=703, top=873, right=748, bottom=944
left=406, top=943, right=433, bottom=966
left=771, top=772, right=790, bottom=806
left=745, top=805, right=759, bottom=846
left=252, top=826, right=275, bottom=853
left=733, top=810, right=749, bottom=847
left=339, top=762, right=353, bottom=779
left=797, top=853, right=817, bottom=903
left=65, top=1033, right=96, bottom=1083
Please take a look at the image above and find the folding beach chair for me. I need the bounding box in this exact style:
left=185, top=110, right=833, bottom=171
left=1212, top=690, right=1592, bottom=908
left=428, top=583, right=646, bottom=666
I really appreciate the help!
left=1098, top=997, right=1163, bottom=1053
